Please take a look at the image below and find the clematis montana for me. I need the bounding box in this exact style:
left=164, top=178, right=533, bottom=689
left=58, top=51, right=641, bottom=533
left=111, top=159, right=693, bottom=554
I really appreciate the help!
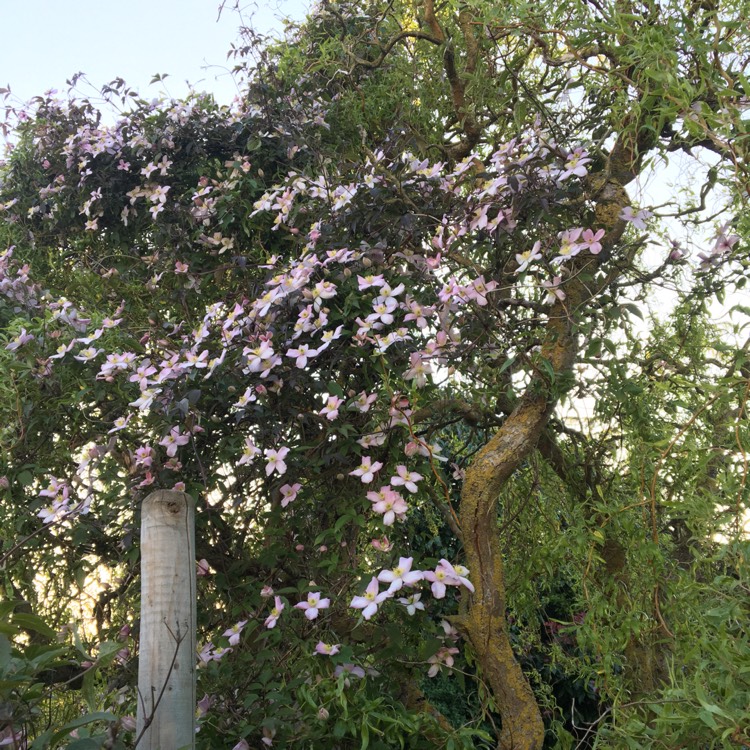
left=238, top=436, right=261, bottom=466
left=314, top=641, right=340, bottom=655
left=294, top=592, right=330, bottom=620
left=264, top=447, right=290, bottom=476
left=390, top=465, right=423, bottom=494
left=366, top=486, right=408, bottom=525
left=159, top=427, right=190, bottom=457
left=350, top=577, right=390, bottom=620
left=264, top=597, right=285, bottom=629
left=427, top=646, right=460, bottom=678
left=371, top=536, right=393, bottom=552
left=377, top=557, right=423, bottom=593
left=580, top=228, right=605, bottom=255
left=319, top=394, right=344, bottom=421
left=423, top=559, right=475, bottom=599
left=398, top=593, right=425, bottom=615
left=223, top=620, right=248, bottom=647
left=619, top=205, right=652, bottom=229
left=349, top=456, right=383, bottom=483
left=279, top=482, right=302, bottom=507
left=541, top=276, right=566, bottom=304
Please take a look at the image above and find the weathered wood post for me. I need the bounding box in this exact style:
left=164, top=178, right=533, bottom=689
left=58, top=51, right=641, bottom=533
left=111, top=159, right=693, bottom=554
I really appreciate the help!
left=136, top=491, right=196, bottom=750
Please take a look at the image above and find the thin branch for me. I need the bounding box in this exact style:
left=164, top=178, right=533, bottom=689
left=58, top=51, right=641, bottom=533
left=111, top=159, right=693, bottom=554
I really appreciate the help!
left=133, top=622, right=186, bottom=749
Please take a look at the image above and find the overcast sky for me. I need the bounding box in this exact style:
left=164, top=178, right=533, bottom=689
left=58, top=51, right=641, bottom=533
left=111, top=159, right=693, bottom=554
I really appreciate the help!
left=0, top=0, right=308, bottom=110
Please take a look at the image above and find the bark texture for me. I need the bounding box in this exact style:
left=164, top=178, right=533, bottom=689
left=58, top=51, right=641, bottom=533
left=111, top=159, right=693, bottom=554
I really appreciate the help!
left=137, top=491, right=196, bottom=750
left=456, top=162, right=632, bottom=749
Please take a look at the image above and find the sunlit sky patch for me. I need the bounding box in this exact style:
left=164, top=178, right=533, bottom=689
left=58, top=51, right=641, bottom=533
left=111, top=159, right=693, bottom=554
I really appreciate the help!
left=1, top=0, right=309, bottom=112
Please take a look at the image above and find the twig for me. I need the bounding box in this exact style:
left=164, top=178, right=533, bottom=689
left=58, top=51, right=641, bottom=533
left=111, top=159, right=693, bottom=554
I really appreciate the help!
left=133, top=621, right=186, bottom=749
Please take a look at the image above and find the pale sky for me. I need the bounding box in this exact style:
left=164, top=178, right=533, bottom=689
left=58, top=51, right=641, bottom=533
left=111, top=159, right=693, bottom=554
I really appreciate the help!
left=0, top=0, right=309, bottom=110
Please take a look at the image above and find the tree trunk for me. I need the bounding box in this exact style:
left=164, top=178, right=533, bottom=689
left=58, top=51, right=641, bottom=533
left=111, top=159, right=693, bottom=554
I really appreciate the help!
left=459, top=392, right=564, bottom=749
left=458, top=317, right=580, bottom=748
left=137, top=491, right=196, bottom=750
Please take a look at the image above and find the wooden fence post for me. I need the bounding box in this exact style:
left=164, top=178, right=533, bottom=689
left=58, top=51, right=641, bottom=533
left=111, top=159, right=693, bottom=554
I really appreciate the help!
left=136, top=491, right=196, bottom=750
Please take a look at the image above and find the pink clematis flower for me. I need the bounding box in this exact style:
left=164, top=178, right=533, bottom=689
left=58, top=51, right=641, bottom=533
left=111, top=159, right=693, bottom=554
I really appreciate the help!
left=560, top=147, right=591, bottom=180
left=580, top=228, right=605, bottom=255
left=377, top=557, right=423, bottom=593
left=159, top=427, right=190, bottom=457
left=349, top=456, right=383, bottom=483
left=223, top=620, right=248, bottom=646
left=541, top=276, right=566, bottom=304
left=294, top=591, right=330, bottom=620
left=73, top=346, right=102, bottom=362
left=352, top=391, right=378, bottom=412
left=334, top=663, right=366, bottom=680
left=357, top=274, right=386, bottom=290
left=315, top=641, right=340, bottom=655
left=5, top=328, right=34, bottom=351
left=620, top=206, right=652, bottom=229
left=264, top=447, right=290, bottom=476
left=554, top=228, right=583, bottom=262
left=390, top=465, right=423, bottom=494
left=108, top=415, right=132, bottom=434
left=280, top=482, right=302, bottom=507
left=264, top=597, right=285, bottom=629
left=350, top=577, right=390, bottom=620
left=423, top=559, right=475, bottom=599
left=238, top=436, right=260, bottom=466
left=367, top=486, right=408, bottom=526
left=197, top=559, right=210, bottom=577
left=515, top=240, right=543, bottom=273
left=371, top=536, right=393, bottom=552
left=397, top=593, right=425, bottom=615
left=427, top=646, right=460, bottom=677
left=286, top=343, right=319, bottom=368
left=319, top=395, right=344, bottom=421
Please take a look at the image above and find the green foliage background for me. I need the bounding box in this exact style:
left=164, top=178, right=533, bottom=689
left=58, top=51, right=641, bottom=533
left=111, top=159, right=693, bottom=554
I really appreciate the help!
left=1, top=0, right=749, bottom=747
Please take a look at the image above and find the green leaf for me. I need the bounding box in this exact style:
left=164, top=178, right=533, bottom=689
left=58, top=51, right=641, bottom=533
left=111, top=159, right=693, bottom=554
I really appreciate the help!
left=82, top=665, right=98, bottom=712
left=65, top=739, right=103, bottom=750
left=17, top=470, right=33, bottom=486
left=28, top=645, right=68, bottom=671
left=327, top=380, right=345, bottom=397
left=31, top=729, right=54, bottom=750
left=697, top=708, right=718, bottom=729
left=499, top=355, right=516, bottom=373
left=13, top=614, right=56, bottom=640
left=0, top=634, right=12, bottom=667
left=50, top=712, right=117, bottom=745
left=622, top=302, right=643, bottom=319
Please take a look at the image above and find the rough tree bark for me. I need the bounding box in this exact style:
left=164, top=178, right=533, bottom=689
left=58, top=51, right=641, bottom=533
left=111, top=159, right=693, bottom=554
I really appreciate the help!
left=455, top=162, right=632, bottom=750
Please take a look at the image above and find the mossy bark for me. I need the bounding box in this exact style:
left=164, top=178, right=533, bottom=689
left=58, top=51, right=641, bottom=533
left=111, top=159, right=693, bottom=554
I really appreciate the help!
left=456, top=161, right=633, bottom=749
left=458, top=332, right=576, bottom=749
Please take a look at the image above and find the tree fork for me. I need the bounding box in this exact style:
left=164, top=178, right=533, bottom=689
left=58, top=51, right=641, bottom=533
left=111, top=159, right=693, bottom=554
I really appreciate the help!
left=458, top=319, right=578, bottom=748
left=457, top=162, right=633, bottom=747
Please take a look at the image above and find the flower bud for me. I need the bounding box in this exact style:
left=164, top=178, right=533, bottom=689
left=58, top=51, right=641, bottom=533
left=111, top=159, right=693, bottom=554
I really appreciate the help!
left=121, top=716, right=137, bottom=732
